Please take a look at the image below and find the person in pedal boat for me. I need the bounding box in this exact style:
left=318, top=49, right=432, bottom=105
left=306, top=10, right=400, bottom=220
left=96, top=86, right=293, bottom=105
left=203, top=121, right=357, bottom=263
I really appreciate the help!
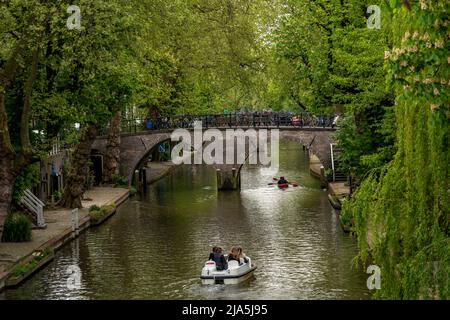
left=237, top=245, right=249, bottom=265
left=228, top=246, right=249, bottom=265
left=277, top=177, right=289, bottom=185
left=208, top=246, right=228, bottom=271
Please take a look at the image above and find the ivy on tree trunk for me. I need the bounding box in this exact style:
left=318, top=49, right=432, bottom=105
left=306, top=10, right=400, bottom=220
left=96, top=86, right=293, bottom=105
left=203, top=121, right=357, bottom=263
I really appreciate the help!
left=60, top=125, right=99, bottom=209
left=103, top=111, right=122, bottom=184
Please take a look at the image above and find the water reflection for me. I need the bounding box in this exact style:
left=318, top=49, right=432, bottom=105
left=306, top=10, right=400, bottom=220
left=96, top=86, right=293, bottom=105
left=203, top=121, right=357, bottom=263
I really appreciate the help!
left=4, top=140, right=370, bottom=300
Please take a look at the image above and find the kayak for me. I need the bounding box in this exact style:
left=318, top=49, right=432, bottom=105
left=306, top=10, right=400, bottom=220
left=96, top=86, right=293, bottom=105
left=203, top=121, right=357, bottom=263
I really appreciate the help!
left=270, top=178, right=299, bottom=188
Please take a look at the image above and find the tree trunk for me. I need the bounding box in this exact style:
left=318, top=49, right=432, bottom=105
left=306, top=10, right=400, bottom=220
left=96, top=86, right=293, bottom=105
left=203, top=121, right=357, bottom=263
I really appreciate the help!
left=0, top=153, right=16, bottom=239
left=103, top=111, right=121, bottom=183
left=0, top=43, right=39, bottom=239
left=61, top=124, right=99, bottom=209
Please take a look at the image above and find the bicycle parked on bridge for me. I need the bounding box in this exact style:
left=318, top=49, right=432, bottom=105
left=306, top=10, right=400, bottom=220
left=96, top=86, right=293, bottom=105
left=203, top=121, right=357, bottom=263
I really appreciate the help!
left=120, top=111, right=339, bottom=133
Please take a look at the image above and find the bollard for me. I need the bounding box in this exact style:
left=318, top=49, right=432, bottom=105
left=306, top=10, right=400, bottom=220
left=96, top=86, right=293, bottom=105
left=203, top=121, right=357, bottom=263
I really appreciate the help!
left=216, top=169, right=222, bottom=190
left=217, top=168, right=241, bottom=191
left=134, top=170, right=140, bottom=191
left=142, top=168, right=148, bottom=193
left=71, top=208, right=79, bottom=238
left=232, top=168, right=238, bottom=190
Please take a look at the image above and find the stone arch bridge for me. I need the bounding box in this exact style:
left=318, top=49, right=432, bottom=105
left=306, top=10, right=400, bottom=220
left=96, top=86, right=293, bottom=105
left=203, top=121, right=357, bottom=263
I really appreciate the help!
left=91, top=128, right=336, bottom=190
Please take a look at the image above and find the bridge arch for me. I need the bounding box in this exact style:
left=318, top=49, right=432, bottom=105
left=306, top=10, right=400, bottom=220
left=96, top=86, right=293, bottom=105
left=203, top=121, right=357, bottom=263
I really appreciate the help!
left=91, top=132, right=173, bottom=184
left=91, top=128, right=335, bottom=189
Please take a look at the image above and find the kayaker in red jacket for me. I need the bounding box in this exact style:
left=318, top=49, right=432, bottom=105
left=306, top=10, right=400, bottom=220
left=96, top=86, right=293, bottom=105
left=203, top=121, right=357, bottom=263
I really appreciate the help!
left=277, top=177, right=289, bottom=185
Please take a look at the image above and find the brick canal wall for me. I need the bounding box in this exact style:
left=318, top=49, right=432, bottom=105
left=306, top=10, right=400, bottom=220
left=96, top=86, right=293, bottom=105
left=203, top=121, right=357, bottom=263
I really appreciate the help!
left=280, top=130, right=335, bottom=169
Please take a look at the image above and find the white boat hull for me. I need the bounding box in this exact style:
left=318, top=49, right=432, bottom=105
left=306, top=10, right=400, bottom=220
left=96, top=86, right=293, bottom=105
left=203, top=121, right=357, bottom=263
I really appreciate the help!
left=201, top=258, right=256, bottom=285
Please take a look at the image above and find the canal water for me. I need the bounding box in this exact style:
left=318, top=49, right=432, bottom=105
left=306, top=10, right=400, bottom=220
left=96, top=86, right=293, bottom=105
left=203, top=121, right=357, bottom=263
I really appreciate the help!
left=3, top=140, right=370, bottom=300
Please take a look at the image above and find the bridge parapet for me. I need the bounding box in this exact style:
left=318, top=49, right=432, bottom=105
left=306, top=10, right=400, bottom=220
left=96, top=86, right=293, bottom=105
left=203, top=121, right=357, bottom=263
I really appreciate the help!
left=100, top=112, right=339, bottom=136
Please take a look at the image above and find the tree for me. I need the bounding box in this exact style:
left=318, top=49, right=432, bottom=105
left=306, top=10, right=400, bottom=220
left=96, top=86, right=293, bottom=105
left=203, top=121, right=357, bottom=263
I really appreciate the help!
left=343, top=0, right=449, bottom=299
left=60, top=0, right=138, bottom=207
left=270, top=0, right=395, bottom=175
left=0, top=1, right=56, bottom=236
left=132, top=0, right=281, bottom=115
left=332, top=23, right=396, bottom=176
left=0, top=0, right=142, bottom=218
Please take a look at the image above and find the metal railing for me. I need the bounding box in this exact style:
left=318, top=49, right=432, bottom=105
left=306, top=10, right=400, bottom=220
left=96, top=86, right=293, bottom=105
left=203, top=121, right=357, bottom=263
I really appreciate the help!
left=20, top=189, right=46, bottom=228
left=49, top=142, right=61, bottom=157
left=330, top=143, right=346, bottom=182
left=331, top=143, right=336, bottom=182
left=105, top=112, right=340, bottom=135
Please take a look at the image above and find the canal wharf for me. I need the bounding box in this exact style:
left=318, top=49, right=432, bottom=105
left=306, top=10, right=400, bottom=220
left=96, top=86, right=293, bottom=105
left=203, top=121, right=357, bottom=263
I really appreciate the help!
left=0, top=187, right=130, bottom=291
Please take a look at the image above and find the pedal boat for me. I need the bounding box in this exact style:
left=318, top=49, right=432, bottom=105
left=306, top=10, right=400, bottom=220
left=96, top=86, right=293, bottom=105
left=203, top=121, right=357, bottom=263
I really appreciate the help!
left=201, top=258, right=256, bottom=285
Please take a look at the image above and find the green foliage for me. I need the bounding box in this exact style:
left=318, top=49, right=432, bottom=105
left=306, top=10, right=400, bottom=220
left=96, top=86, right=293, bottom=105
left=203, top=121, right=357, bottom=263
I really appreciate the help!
left=125, top=0, right=283, bottom=116
left=53, top=191, right=63, bottom=202
left=271, top=0, right=396, bottom=175
left=112, top=174, right=129, bottom=188
left=89, top=210, right=103, bottom=223
left=128, top=186, right=137, bottom=196
left=331, top=3, right=395, bottom=176
left=89, top=205, right=101, bottom=213
left=342, top=1, right=450, bottom=299
left=103, top=204, right=116, bottom=212
left=338, top=198, right=353, bottom=228
left=12, top=163, right=40, bottom=203
left=359, top=107, right=397, bottom=171
left=89, top=204, right=116, bottom=224
left=336, top=109, right=396, bottom=176
left=10, top=248, right=53, bottom=278
left=1, top=213, right=32, bottom=243
left=324, top=169, right=334, bottom=182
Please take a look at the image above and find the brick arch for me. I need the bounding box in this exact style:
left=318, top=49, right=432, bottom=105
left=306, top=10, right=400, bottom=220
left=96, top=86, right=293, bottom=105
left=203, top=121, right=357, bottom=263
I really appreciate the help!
left=92, top=128, right=335, bottom=186
left=92, top=132, right=173, bottom=184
